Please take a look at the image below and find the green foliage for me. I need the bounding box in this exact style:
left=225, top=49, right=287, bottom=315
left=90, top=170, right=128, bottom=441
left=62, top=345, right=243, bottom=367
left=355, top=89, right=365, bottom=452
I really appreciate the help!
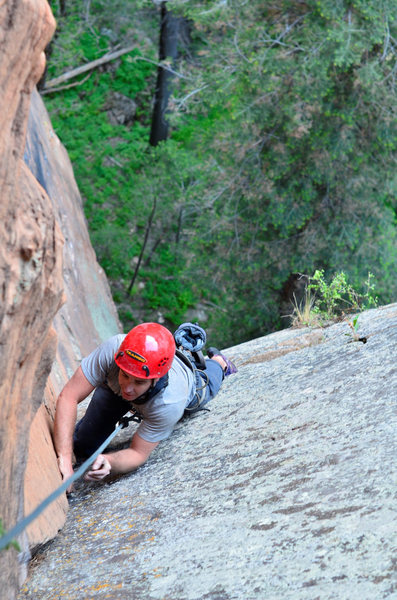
left=0, top=520, right=20, bottom=552
left=291, top=270, right=378, bottom=327
left=43, top=0, right=397, bottom=347
left=169, top=0, right=397, bottom=343
left=308, top=269, right=378, bottom=320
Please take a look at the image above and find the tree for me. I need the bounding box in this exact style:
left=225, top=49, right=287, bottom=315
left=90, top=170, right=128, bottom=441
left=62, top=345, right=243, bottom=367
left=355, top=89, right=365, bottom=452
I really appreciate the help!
left=150, top=1, right=189, bottom=145
left=42, top=0, right=397, bottom=347
left=166, top=0, right=397, bottom=342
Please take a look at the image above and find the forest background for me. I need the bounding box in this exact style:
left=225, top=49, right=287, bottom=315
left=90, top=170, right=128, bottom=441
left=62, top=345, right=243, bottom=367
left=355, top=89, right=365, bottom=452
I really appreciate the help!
left=41, top=0, right=397, bottom=348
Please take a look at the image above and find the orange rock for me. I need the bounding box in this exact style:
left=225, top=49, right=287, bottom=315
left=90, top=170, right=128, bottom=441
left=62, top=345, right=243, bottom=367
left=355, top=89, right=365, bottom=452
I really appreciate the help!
left=0, top=1, right=120, bottom=596
left=0, top=2, right=59, bottom=596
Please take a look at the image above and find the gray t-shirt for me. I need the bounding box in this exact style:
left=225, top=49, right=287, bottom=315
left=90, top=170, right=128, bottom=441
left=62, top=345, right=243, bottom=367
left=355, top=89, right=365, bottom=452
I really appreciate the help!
left=80, top=334, right=195, bottom=442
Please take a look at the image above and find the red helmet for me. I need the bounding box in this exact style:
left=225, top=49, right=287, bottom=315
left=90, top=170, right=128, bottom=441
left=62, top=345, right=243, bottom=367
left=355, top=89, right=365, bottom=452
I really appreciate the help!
left=114, top=323, right=175, bottom=378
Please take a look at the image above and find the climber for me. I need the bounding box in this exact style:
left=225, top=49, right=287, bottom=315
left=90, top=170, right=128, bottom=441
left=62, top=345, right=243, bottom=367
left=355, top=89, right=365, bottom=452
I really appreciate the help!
left=53, top=322, right=236, bottom=488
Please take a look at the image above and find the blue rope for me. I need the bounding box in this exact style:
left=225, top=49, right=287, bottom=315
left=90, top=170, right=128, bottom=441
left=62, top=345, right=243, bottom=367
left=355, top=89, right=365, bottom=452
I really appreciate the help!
left=0, top=422, right=124, bottom=552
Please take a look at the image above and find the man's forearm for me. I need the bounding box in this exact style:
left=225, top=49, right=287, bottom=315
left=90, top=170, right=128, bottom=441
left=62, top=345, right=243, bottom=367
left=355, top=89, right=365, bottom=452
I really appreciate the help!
left=85, top=434, right=159, bottom=481
left=84, top=449, right=147, bottom=481
left=107, top=448, right=148, bottom=475
left=53, top=366, right=95, bottom=472
left=53, top=394, right=77, bottom=465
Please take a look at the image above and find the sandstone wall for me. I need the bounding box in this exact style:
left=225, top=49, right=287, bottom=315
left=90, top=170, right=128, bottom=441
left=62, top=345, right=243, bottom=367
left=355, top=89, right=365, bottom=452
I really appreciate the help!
left=0, top=2, right=58, bottom=597
left=23, top=88, right=122, bottom=549
left=0, top=1, right=121, bottom=598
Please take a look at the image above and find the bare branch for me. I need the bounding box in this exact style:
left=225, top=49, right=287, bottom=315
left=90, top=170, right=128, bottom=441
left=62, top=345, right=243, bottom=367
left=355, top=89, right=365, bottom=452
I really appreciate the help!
left=134, top=55, right=190, bottom=79
left=43, top=45, right=137, bottom=90
left=381, top=20, right=391, bottom=61
left=127, top=198, right=157, bottom=295
left=173, top=84, right=208, bottom=108
left=40, top=72, right=92, bottom=95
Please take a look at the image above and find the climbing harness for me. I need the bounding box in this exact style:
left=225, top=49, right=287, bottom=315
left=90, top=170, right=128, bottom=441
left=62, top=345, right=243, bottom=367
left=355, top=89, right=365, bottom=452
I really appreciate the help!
left=0, top=410, right=137, bottom=552
left=185, top=367, right=210, bottom=413
left=174, top=347, right=209, bottom=413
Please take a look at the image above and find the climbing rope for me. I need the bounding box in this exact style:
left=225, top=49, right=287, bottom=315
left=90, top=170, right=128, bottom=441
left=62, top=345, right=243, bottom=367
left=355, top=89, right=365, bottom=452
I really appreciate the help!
left=0, top=412, right=138, bottom=552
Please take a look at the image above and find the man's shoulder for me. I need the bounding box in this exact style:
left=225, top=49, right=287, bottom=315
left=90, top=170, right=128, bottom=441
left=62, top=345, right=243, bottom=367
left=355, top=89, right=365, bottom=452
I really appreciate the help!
left=159, top=356, right=194, bottom=406
left=102, top=333, right=125, bottom=351
left=90, top=333, right=125, bottom=360
left=80, top=333, right=125, bottom=387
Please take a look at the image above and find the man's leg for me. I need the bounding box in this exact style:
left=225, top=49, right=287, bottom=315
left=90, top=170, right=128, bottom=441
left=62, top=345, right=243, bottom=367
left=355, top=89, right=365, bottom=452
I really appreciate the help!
left=73, top=385, right=131, bottom=458
left=204, top=358, right=225, bottom=401
left=186, top=359, right=225, bottom=414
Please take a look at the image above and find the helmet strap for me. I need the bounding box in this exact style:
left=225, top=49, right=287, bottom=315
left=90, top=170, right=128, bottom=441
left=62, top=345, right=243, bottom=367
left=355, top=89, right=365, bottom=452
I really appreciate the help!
left=132, top=373, right=169, bottom=405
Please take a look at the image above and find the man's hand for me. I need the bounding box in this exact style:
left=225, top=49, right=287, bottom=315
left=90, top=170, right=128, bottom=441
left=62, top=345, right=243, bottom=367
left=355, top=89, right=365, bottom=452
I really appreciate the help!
left=57, top=456, right=75, bottom=493
left=83, top=435, right=158, bottom=482
left=84, top=454, right=111, bottom=481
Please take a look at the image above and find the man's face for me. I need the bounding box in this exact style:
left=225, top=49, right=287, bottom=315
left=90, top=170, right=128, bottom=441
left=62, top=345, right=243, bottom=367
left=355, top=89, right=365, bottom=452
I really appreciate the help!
left=118, top=369, right=158, bottom=401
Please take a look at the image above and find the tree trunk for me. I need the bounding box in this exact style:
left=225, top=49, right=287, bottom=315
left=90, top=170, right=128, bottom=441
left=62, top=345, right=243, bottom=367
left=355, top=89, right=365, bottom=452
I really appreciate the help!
left=149, top=2, right=182, bottom=146
left=127, top=198, right=157, bottom=295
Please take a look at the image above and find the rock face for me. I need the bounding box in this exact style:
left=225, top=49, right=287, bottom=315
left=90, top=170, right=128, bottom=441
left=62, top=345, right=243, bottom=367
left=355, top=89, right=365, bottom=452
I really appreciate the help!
left=22, top=88, right=122, bottom=550
left=0, top=1, right=58, bottom=597
left=17, top=304, right=397, bottom=600
left=0, top=2, right=121, bottom=599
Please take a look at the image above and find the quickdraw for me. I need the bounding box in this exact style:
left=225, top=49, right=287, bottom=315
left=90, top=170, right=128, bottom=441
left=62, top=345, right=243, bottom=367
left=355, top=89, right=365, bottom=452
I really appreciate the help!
left=117, top=410, right=143, bottom=428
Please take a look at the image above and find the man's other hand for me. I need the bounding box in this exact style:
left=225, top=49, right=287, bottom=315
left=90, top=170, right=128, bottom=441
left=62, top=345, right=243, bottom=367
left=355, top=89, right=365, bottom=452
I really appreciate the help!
left=57, top=456, right=75, bottom=493
left=85, top=454, right=111, bottom=481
